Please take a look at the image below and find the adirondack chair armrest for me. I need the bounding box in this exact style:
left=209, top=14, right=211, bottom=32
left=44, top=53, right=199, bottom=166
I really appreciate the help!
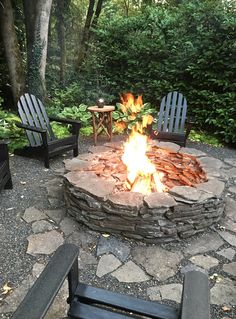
left=49, top=116, right=82, bottom=126
left=16, top=122, right=47, bottom=134
left=12, top=242, right=209, bottom=319
left=180, top=271, right=210, bottom=319
left=49, top=117, right=82, bottom=136
left=185, top=118, right=194, bottom=138
left=12, top=244, right=79, bottom=319
left=0, top=140, right=8, bottom=145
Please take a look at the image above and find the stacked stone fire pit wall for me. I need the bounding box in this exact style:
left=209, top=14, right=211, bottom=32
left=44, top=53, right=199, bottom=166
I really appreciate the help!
left=63, top=142, right=227, bottom=243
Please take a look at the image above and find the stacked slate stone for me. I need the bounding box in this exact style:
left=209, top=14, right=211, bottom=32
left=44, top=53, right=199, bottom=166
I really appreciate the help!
left=63, top=142, right=226, bottom=243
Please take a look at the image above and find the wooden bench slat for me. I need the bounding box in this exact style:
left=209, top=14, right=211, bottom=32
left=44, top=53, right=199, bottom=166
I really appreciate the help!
left=75, top=284, right=178, bottom=319
left=69, top=301, right=136, bottom=319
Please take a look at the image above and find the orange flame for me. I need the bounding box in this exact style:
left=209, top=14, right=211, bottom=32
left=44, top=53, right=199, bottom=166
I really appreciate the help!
left=120, top=93, right=143, bottom=113
left=122, top=130, right=165, bottom=195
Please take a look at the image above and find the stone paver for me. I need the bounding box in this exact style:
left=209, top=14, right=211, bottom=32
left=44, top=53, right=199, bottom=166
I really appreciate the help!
left=22, top=206, right=47, bottom=223
left=96, top=235, right=130, bottom=262
left=229, top=185, right=236, bottom=194
left=211, top=277, right=236, bottom=306
left=224, top=197, right=236, bottom=222
left=26, top=230, right=64, bottom=255
left=223, top=262, right=236, bottom=277
left=224, top=158, right=236, bottom=167
left=60, top=217, right=79, bottom=236
left=217, top=248, right=235, bottom=261
left=184, top=232, right=224, bottom=255
left=132, top=246, right=183, bottom=281
left=32, top=220, right=55, bottom=233
left=220, top=218, right=236, bottom=233
left=78, top=250, right=97, bottom=269
left=217, top=231, right=236, bottom=247
left=147, top=284, right=182, bottom=303
left=66, top=229, right=97, bottom=250
left=111, top=261, right=150, bottom=283
left=32, top=263, right=45, bottom=278
left=146, top=286, right=161, bottom=301
left=44, top=208, right=66, bottom=224
left=96, top=254, right=122, bottom=277
left=46, top=185, right=64, bottom=200
left=189, top=255, right=219, bottom=270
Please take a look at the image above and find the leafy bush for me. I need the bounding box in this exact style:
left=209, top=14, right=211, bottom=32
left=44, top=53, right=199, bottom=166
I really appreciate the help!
left=48, top=103, right=93, bottom=137
left=113, top=94, right=155, bottom=133
left=0, top=108, right=28, bottom=152
left=80, top=0, right=236, bottom=144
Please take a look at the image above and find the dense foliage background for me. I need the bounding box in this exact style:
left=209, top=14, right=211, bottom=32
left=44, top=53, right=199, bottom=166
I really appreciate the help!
left=0, top=0, right=235, bottom=147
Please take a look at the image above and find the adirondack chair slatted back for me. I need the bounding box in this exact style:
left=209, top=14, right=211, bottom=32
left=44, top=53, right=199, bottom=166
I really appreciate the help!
left=158, top=92, right=187, bottom=134
left=18, top=94, right=55, bottom=147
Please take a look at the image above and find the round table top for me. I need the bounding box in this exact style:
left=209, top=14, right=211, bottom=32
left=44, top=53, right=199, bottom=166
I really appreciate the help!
left=88, top=105, right=115, bottom=112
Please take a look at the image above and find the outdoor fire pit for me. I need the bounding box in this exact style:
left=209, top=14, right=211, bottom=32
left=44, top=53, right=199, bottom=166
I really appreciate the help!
left=63, top=140, right=226, bottom=243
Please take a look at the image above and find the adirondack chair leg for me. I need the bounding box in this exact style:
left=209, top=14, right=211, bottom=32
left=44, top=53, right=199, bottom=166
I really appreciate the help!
left=73, top=147, right=78, bottom=157
left=4, top=177, right=13, bottom=189
left=44, top=154, right=50, bottom=169
left=72, top=124, right=80, bottom=158
left=67, top=254, right=79, bottom=304
left=41, top=132, right=50, bottom=168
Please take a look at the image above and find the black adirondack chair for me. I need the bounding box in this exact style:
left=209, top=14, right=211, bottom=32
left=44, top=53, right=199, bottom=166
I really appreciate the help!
left=12, top=244, right=210, bottom=319
left=149, top=92, right=193, bottom=147
left=16, top=94, right=81, bottom=168
left=0, top=141, right=13, bottom=190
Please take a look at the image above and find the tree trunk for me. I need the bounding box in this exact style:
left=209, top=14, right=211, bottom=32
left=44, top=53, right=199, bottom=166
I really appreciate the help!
left=23, top=0, right=37, bottom=75
left=25, top=0, right=52, bottom=100
left=0, top=0, right=25, bottom=106
left=90, top=0, right=103, bottom=30
left=77, top=0, right=95, bottom=67
left=56, top=0, right=66, bottom=86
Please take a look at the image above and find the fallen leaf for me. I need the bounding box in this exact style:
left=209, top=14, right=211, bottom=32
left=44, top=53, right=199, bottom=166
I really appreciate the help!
left=1, top=283, right=13, bottom=295
left=102, top=234, right=110, bottom=238
left=222, top=305, right=231, bottom=312
left=209, top=273, right=220, bottom=281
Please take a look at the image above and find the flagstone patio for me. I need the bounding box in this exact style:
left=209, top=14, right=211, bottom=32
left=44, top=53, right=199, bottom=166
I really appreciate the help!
left=0, top=138, right=235, bottom=319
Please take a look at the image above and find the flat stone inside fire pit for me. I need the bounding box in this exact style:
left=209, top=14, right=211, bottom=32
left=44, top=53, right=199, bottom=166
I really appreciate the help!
left=63, top=141, right=226, bottom=242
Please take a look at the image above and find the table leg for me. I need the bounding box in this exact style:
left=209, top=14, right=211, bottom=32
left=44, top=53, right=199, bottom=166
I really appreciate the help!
left=91, top=113, right=97, bottom=145
left=109, top=111, right=113, bottom=141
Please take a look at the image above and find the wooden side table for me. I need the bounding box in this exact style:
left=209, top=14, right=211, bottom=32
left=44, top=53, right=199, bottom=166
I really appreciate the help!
left=88, top=105, right=115, bottom=145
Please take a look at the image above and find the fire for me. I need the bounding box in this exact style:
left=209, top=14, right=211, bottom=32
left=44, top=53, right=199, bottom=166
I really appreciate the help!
left=120, top=93, right=143, bottom=113
left=122, top=130, right=165, bottom=195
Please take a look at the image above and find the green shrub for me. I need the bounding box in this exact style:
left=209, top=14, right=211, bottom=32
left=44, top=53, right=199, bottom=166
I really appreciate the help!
left=79, top=0, right=236, bottom=144
left=48, top=103, right=93, bottom=137
left=0, top=108, right=28, bottom=152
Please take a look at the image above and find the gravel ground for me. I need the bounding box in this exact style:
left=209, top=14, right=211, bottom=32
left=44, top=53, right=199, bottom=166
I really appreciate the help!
left=0, top=135, right=235, bottom=318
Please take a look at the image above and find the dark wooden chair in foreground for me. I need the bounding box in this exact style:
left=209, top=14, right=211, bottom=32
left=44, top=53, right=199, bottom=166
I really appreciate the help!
left=12, top=244, right=210, bottom=319
left=149, top=92, right=193, bottom=147
left=16, top=94, right=81, bottom=168
left=0, top=141, right=13, bottom=190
